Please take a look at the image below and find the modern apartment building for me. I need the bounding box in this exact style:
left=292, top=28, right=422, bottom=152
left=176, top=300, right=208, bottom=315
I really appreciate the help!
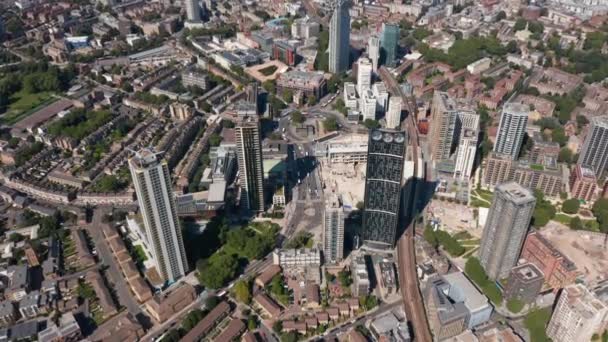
left=368, top=36, right=380, bottom=72
left=430, top=92, right=479, bottom=161
left=357, top=57, right=372, bottom=96
left=547, top=284, right=608, bottom=342
left=129, top=149, right=188, bottom=283
left=578, top=115, right=608, bottom=178
left=454, top=127, right=478, bottom=180
left=185, top=0, right=201, bottom=22
left=235, top=116, right=265, bottom=212
left=328, top=0, right=350, bottom=73
left=361, top=129, right=407, bottom=249
left=479, top=182, right=536, bottom=280
left=323, top=195, right=345, bottom=264
left=386, top=97, right=402, bottom=129
left=380, top=23, right=400, bottom=67
left=494, top=102, right=529, bottom=160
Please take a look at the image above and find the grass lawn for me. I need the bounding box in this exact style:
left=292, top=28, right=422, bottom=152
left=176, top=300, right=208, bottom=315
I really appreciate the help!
left=472, top=188, right=494, bottom=202
left=554, top=213, right=572, bottom=225
left=470, top=198, right=491, bottom=208
left=133, top=245, right=148, bottom=262
left=2, top=90, right=55, bottom=125
left=259, top=65, right=278, bottom=76
left=524, top=308, right=552, bottom=342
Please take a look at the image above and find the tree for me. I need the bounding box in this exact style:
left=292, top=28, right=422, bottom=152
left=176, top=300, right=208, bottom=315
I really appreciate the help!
left=160, top=329, right=181, bottom=342
left=208, top=133, right=222, bottom=146
left=569, top=216, right=584, bottom=230
left=532, top=190, right=556, bottom=228
left=561, top=199, right=580, bottom=214
left=205, top=295, right=219, bottom=310
left=323, top=117, right=338, bottom=131
left=247, top=316, right=258, bottom=330
left=307, top=95, right=317, bottom=106
left=273, top=321, right=283, bottom=333
left=496, top=10, right=507, bottom=21
left=282, top=89, right=293, bottom=103
left=507, top=299, right=524, bottom=313
left=222, top=120, right=235, bottom=128
left=338, top=269, right=352, bottom=287
left=558, top=147, right=574, bottom=164
left=262, top=80, right=277, bottom=94
left=291, top=111, right=305, bottom=124
left=197, top=252, right=239, bottom=289
left=281, top=332, right=298, bottom=342
left=233, top=279, right=252, bottom=304
left=362, top=119, right=380, bottom=129
left=514, top=18, right=527, bottom=31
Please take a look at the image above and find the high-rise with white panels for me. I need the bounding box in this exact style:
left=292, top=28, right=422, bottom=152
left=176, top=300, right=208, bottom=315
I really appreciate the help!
left=577, top=115, right=608, bottom=178
left=386, top=96, right=402, bottom=129
left=357, top=57, right=372, bottom=96
left=547, top=284, right=608, bottom=342
left=479, top=182, right=536, bottom=280
left=185, top=0, right=201, bottom=22
left=236, top=115, right=265, bottom=212
left=454, top=128, right=479, bottom=179
left=494, top=102, right=529, bottom=160
left=323, top=195, right=345, bottom=264
left=129, top=149, right=188, bottom=283
left=368, top=36, right=380, bottom=72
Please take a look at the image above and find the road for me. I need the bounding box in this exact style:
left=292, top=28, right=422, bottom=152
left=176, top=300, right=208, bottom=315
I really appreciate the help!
left=379, top=66, right=433, bottom=342
left=86, top=208, right=145, bottom=318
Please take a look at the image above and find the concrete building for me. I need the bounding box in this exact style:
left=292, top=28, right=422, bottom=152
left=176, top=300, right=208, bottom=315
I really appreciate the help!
left=362, top=130, right=407, bottom=249
left=323, top=195, right=345, bottom=264
left=272, top=248, right=321, bottom=268
left=368, top=36, right=380, bottom=73
left=547, top=284, right=608, bottom=342
left=292, top=17, right=320, bottom=39
left=344, top=83, right=358, bottom=110
left=357, top=57, right=372, bottom=96
left=129, top=149, right=188, bottom=283
left=454, top=127, right=478, bottom=180
left=441, top=272, right=493, bottom=329
left=425, top=276, right=469, bottom=340
left=578, top=115, right=608, bottom=178
left=494, top=103, right=529, bottom=160
left=185, top=0, right=201, bottom=22
left=328, top=0, right=350, bottom=73
left=276, top=71, right=326, bottom=99
left=235, top=116, right=265, bottom=212
left=430, top=92, right=478, bottom=161
left=520, top=231, right=578, bottom=292
left=570, top=164, right=598, bottom=202
left=479, top=182, right=536, bottom=280
left=360, top=90, right=377, bottom=121
left=372, top=82, right=389, bottom=114
left=380, top=23, right=400, bottom=67
left=314, top=133, right=368, bottom=164
left=351, top=256, right=370, bottom=297
left=504, top=263, right=544, bottom=304
left=386, top=96, right=402, bottom=129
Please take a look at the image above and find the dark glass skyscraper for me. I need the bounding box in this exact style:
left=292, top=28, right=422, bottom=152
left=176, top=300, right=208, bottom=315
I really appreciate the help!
left=362, top=129, right=407, bottom=249
left=329, top=0, right=350, bottom=73
left=380, top=23, right=400, bottom=67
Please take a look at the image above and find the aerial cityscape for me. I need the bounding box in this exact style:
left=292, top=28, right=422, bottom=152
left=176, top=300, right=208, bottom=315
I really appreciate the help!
left=1, top=0, right=608, bottom=341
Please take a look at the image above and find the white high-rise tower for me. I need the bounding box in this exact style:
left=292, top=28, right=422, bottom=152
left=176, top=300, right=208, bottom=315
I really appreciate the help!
left=494, top=102, right=529, bottom=160
left=129, top=149, right=189, bottom=283
left=357, top=57, right=372, bottom=96
left=185, top=0, right=201, bottom=22
left=368, top=36, right=380, bottom=72
left=386, top=96, right=402, bottom=129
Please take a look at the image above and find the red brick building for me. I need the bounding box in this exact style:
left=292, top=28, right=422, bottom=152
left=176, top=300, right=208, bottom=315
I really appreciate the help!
left=520, top=231, right=578, bottom=293
left=570, top=165, right=598, bottom=202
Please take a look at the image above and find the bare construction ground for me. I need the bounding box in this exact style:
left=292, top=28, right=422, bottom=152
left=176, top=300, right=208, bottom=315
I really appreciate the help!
left=541, top=221, right=608, bottom=285
left=319, top=161, right=365, bottom=208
